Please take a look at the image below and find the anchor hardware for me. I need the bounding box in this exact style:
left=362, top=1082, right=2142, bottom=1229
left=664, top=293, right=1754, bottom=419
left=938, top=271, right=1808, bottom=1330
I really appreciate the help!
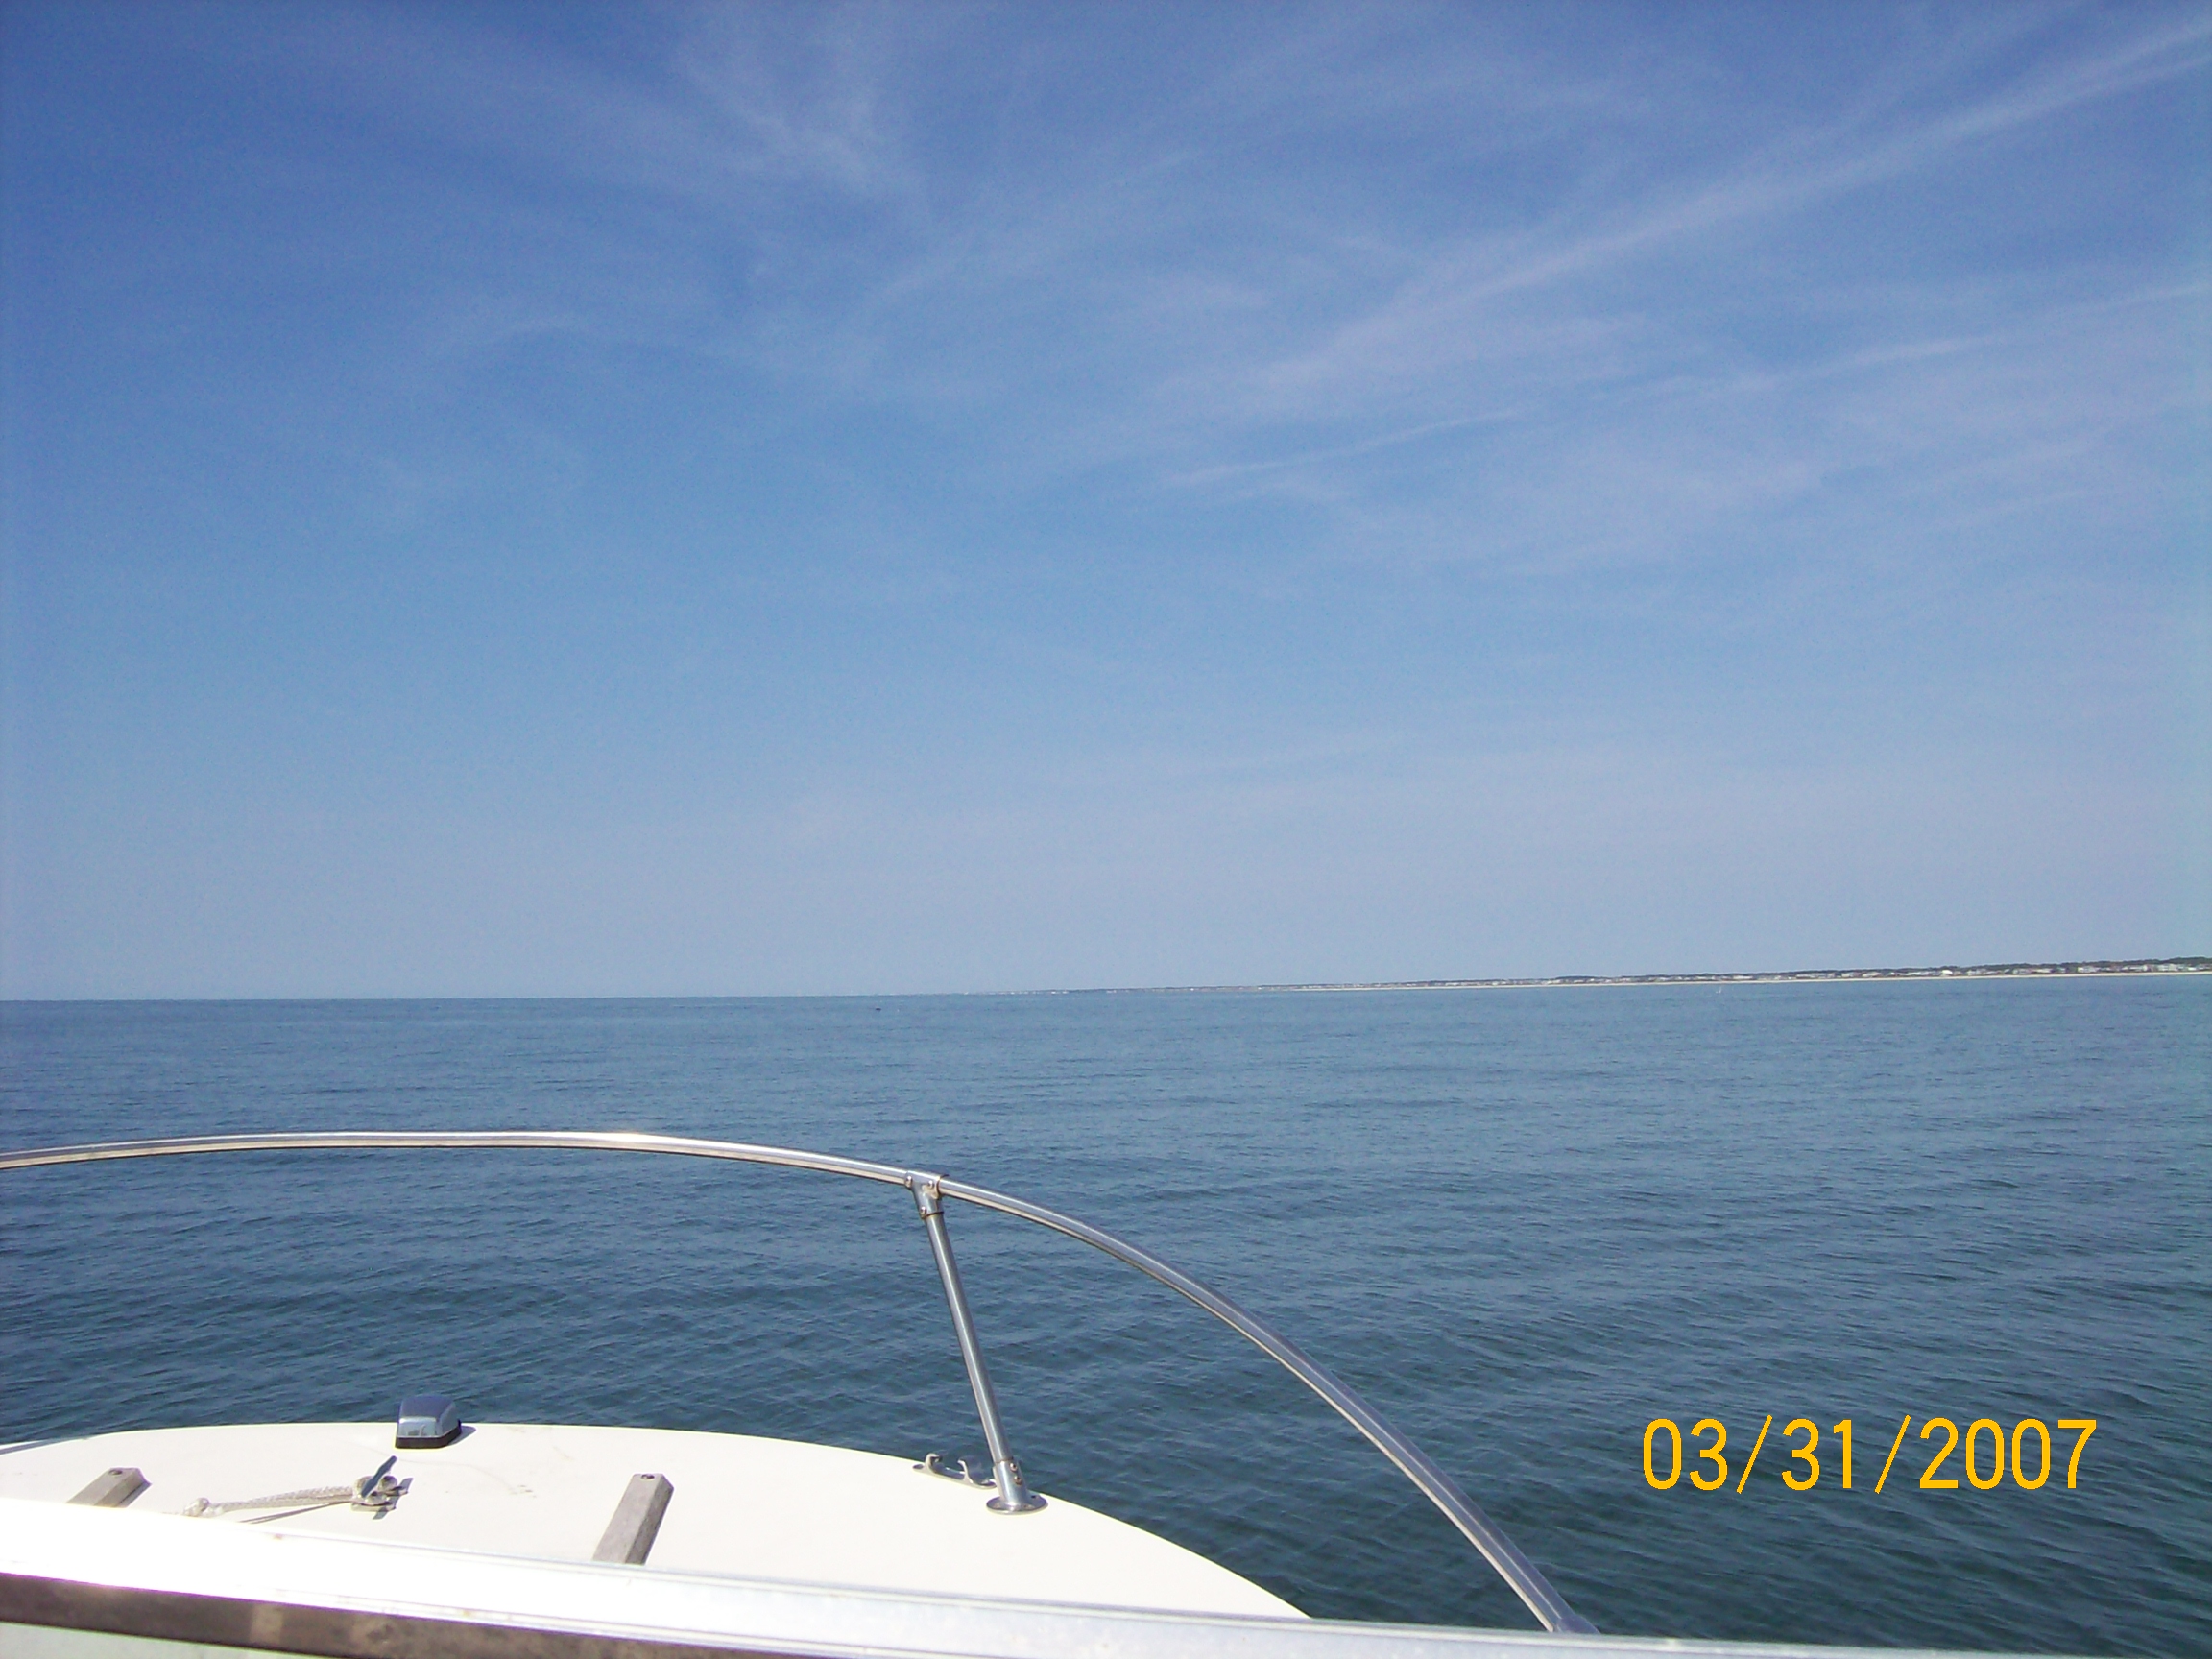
left=182, top=1455, right=412, bottom=1523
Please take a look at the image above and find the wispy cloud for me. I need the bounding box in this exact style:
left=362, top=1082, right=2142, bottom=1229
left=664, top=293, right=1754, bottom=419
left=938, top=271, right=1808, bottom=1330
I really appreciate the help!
left=132, top=0, right=2211, bottom=587
left=1209, top=12, right=2211, bottom=421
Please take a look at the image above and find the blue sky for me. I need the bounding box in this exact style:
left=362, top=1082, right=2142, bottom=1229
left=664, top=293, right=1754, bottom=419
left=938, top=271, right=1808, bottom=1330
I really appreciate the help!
left=2, top=2, right=2206, bottom=997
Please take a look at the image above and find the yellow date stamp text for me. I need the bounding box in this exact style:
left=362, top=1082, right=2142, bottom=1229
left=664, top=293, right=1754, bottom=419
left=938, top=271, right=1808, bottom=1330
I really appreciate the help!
left=1641, top=1415, right=2096, bottom=1492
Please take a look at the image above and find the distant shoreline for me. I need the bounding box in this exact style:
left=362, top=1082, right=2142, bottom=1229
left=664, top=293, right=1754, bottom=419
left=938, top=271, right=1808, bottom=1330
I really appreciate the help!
left=3, top=959, right=2203, bottom=1002
left=1083, top=958, right=2212, bottom=995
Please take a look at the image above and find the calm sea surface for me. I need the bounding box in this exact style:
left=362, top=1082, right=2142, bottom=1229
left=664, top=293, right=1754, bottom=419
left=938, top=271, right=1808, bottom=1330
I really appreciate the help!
left=1, top=983, right=2205, bottom=1652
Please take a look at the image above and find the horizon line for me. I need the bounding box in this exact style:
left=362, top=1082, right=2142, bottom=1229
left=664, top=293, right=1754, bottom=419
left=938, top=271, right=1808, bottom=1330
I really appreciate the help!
left=2, top=957, right=2207, bottom=1004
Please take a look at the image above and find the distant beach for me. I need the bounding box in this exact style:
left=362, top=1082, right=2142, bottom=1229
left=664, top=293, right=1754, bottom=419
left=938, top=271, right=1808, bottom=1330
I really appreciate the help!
left=1089, top=957, right=2212, bottom=995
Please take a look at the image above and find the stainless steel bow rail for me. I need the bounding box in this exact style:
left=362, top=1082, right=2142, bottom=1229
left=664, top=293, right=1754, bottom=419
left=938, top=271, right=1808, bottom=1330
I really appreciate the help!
left=0, top=1129, right=1596, bottom=1635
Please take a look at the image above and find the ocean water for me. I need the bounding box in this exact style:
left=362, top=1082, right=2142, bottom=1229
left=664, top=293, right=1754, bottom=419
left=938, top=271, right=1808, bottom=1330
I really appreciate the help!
left=0, top=982, right=2205, bottom=1653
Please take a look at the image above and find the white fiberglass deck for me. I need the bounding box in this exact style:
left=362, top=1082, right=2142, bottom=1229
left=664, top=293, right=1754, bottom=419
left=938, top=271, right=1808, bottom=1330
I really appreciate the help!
left=0, top=1426, right=2049, bottom=1659
left=0, top=1422, right=1298, bottom=1619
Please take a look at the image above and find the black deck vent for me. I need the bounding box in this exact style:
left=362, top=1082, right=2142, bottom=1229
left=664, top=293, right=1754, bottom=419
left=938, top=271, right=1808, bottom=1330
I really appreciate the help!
left=395, top=1395, right=463, bottom=1449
